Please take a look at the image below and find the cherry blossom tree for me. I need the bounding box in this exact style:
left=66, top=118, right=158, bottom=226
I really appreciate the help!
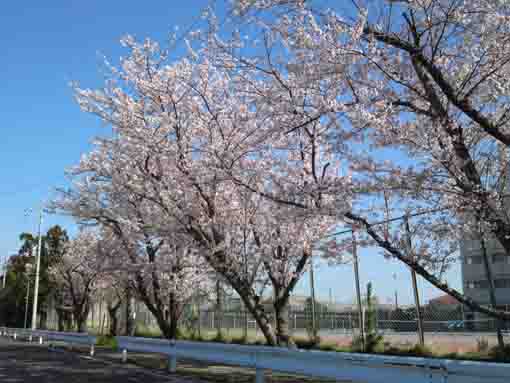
left=60, top=0, right=510, bottom=349
left=62, top=32, right=344, bottom=345
left=48, top=230, right=106, bottom=332
left=214, top=0, right=510, bottom=321
left=52, top=149, right=212, bottom=339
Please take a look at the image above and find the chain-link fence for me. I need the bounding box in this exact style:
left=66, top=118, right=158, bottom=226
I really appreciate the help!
left=190, top=305, right=510, bottom=335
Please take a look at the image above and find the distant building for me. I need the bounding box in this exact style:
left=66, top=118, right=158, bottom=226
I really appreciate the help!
left=428, top=294, right=459, bottom=307
left=460, top=237, right=510, bottom=322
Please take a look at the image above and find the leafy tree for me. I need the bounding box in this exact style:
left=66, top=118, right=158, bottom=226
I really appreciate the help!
left=0, top=226, right=69, bottom=328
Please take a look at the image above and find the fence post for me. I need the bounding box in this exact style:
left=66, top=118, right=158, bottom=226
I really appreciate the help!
left=39, top=336, right=43, bottom=345
left=122, top=349, right=127, bottom=363
left=90, top=343, right=95, bottom=357
left=14, top=332, right=17, bottom=340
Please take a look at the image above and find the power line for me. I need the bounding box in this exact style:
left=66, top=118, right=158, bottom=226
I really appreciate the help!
left=323, top=206, right=453, bottom=238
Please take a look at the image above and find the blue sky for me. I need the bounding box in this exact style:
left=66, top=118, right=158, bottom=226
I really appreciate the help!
left=0, top=1, right=460, bottom=305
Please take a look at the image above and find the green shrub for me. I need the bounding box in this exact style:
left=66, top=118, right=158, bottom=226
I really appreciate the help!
left=294, top=336, right=318, bottom=350
left=211, top=331, right=228, bottom=343
left=351, top=332, right=384, bottom=353
left=134, top=324, right=162, bottom=338
left=318, top=342, right=339, bottom=352
left=489, top=345, right=510, bottom=362
left=230, top=335, right=249, bottom=345
left=382, top=343, right=433, bottom=357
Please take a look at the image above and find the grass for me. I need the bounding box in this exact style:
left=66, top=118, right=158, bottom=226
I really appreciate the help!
left=84, top=324, right=510, bottom=363
left=96, top=335, right=118, bottom=350
left=134, top=324, right=164, bottom=338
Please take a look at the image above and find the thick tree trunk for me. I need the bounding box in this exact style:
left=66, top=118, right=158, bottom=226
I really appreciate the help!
left=274, top=299, right=294, bottom=347
left=65, top=311, right=73, bottom=331
left=239, top=295, right=277, bottom=346
left=169, top=311, right=179, bottom=339
left=75, top=311, right=88, bottom=333
left=152, top=311, right=179, bottom=339
left=56, top=308, right=66, bottom=332
left=73, top=300, right=90, bottom=333
left=107, top=305, right=120, bottom=336
left=125, top=290, right=135, bottom=336
left=169, top=292, right=181, bottom=339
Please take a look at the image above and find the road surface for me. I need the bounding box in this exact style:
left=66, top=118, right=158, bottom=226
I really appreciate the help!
left=0, top=337, right=202, bottom=383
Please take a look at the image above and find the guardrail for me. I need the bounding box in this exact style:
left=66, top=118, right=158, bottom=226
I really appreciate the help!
left=116, top=336, right=510, bottom=383
left=0, top=326, right=96, bottom=356
left=2, top=327, right=509, bottom=382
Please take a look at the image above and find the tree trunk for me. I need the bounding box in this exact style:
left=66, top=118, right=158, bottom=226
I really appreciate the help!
left=107, top=305, right=120, bottom=336
left=240, top=295, right=277, bottom=346
left=151, top=311, right=179, bottom=339
left=65, top=311, right=73, bottom=331
left=125, top=290, right=135, bottom=336
left=274, top=299, right=294, bottom=347
left=168, top=292, right=180, bottom=339
left=480, top=233, right=505, bottom=349
left=75, top=310, right=88, bottom=333
left=169, top=311, right=179, bottom=339
left=215, top=279, right=224, bottom=339
left=56, top=308, right=66, bottom=332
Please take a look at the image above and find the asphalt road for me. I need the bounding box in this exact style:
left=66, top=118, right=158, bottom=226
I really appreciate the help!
left=0, top=337, right=202, bottom=383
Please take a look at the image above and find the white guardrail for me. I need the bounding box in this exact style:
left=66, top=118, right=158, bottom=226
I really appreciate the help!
left=2, top=327, right=510, bottom=382
left=0, top=326, right=97, bottom=356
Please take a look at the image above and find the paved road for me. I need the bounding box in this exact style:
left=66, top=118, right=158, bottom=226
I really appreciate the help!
left=0, top=337, right=203, bottom=383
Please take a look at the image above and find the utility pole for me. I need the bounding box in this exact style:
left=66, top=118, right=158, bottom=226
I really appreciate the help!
left=392, top=272, right=398, bottom=310
left=31, top=209, right=43, bottom=330
left=352, top=230, right=365, bottom=351
left=2, top=254, right=6, bottom=289
left=242, top=224, right=249, bottom=339
left=24, top=266, right=32, bottom=329
left=309, top=253, right=317, bottom=338
left=404, top=215, right=425, bottom=347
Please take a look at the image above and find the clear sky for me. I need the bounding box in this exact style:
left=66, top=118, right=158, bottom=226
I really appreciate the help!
left=0, top=1, right=461, bottom=305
